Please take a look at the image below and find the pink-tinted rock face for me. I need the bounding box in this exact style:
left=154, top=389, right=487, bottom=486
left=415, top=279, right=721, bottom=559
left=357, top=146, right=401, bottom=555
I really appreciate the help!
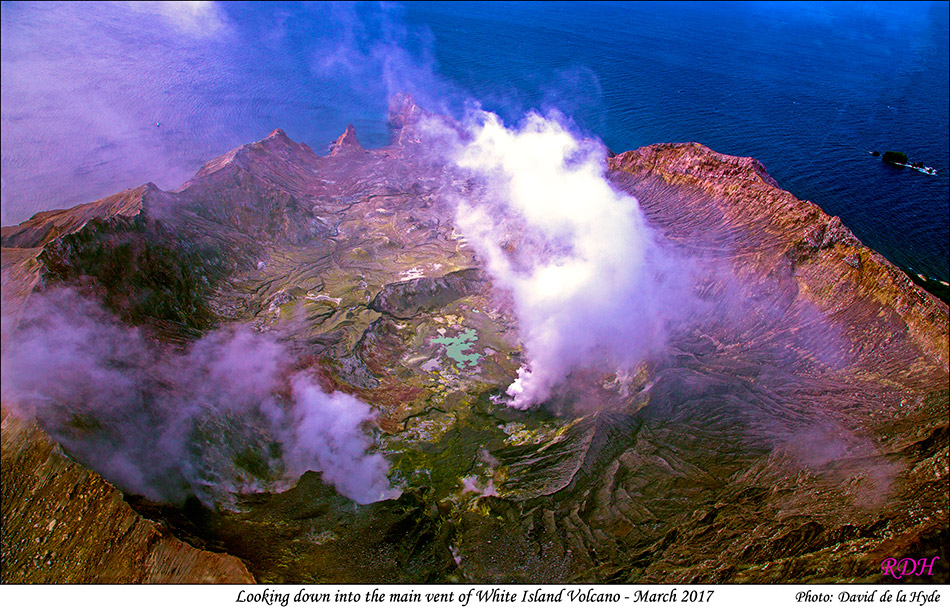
left=330, top=124, right=364, bottom=156
left=0, top=183, right=150, bottom=249
left=607, top=143, right=948, bottom=368
left=387, top=92, right=430, bottom=145
left=1, top=102, right=946, bottom=584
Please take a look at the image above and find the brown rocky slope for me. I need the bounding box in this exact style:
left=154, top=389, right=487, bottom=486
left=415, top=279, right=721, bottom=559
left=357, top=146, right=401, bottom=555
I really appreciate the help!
left=1, top=406, right=254, bottom=583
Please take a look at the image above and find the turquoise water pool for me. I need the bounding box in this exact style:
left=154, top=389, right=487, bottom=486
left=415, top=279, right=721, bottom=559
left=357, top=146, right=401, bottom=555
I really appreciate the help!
left=431, top=329, right=482, bottom=368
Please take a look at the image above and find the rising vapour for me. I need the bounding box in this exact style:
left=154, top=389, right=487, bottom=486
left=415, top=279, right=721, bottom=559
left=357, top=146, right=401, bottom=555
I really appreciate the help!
left=449, top=111, right=681, bottom=409
left=0, top=2, right=455, bottom=225
left=282, top=376, right=395, bottom=505
left=0, top=288, right=397, bottom=506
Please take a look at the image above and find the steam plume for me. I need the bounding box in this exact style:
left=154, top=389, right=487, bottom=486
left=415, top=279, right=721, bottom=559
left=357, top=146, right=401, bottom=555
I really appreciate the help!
left=450, top=112, right=678, bottom=408
left=1, top=288, right=396, bottom=506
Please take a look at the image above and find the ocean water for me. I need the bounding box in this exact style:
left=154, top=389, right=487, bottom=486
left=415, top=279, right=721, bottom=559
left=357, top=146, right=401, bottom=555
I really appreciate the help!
left=404, top=1, right=950, bottom=282
left=2, top=1, right=947, bottom=281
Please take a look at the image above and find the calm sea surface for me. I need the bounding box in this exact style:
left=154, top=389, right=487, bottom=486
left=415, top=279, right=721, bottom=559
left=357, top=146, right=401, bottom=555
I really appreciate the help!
left=405, top=1, right=950, bottom=282
left=2, top=1, right=947, bottom=281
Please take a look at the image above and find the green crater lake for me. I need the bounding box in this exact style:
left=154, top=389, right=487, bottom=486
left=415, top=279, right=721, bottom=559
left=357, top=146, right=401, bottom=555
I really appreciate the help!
left=431, top=329, right=482, bottom=367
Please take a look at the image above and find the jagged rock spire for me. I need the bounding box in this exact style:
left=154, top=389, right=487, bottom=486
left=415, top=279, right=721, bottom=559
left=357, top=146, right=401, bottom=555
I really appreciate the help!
left=329, top=124, right=364, bottom=156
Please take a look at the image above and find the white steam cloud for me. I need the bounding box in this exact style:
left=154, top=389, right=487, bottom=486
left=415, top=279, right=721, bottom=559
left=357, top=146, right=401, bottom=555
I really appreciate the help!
left=1, top=288, right=396, bottom=506
left=450, top=112, right=678, bottom=409
left=284, top=376, right=394, bottom=505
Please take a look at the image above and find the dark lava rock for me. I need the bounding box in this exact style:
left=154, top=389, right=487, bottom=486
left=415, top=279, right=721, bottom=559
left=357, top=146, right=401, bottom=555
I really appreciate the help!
left=882, top=150, right=909, bottom=165
left=369, top=268, right=488, bottom=319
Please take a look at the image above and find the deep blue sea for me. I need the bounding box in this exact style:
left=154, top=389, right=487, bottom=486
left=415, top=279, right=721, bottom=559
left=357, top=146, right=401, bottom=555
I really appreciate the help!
left=2, top=1, right=947, bottom=281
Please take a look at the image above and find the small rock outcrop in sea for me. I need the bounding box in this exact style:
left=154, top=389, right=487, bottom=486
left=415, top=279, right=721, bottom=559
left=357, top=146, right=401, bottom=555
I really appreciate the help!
left=882, top=150, right=909, bottom=165
left=872, top=150, right=937, bottom=175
